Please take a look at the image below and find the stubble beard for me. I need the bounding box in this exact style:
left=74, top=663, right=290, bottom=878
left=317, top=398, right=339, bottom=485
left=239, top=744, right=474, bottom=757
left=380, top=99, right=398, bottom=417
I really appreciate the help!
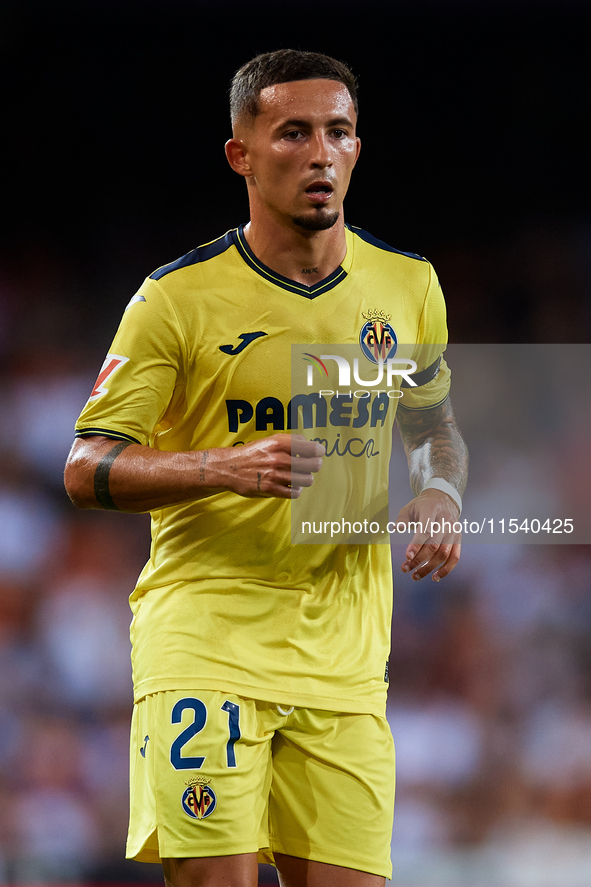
left=291, top=209, right=340, bottom=232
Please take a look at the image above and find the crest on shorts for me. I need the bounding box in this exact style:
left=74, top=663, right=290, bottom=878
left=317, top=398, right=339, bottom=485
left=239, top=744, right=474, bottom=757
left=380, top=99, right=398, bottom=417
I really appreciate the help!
left=359, top=309, right=398, bottom=364
left=181, top=776, right=217, bottom=820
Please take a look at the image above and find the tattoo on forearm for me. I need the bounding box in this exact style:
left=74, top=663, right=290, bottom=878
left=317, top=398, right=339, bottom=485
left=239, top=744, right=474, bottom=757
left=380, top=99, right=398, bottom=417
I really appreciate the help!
left=257, top=472, right=262, bottom=491
left=94, top=441, right=132, bottom=510
left=397, top=398, right=468, bottom=497
left=199, top=450, right=209, bottom=484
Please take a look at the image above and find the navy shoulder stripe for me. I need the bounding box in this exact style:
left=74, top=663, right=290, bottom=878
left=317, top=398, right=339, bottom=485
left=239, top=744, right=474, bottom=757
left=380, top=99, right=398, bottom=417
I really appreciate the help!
left=150, top=230, right=235, bottom=281
left=347, top=225, right=427, bottom=262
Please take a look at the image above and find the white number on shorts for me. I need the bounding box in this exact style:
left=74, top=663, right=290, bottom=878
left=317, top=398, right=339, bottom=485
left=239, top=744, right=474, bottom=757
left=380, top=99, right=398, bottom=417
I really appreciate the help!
left=170, top=697, right=242, bottom=770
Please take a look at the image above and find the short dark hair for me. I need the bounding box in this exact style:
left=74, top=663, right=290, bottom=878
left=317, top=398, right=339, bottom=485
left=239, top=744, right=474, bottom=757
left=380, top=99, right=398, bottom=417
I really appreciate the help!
left=230, top=49, right=358, bottom=126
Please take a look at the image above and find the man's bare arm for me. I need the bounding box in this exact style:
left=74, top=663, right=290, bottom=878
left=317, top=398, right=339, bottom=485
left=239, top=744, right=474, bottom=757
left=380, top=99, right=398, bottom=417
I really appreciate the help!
left=64, top=434, right=324, bottom=513
left=395, top=397, right=468, bottom=581
left=397, top=397, right=468, bottom=498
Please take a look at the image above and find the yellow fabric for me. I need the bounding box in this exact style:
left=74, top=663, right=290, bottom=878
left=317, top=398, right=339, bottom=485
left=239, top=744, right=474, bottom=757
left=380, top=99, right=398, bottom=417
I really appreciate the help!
left=127, top=689, right=394, bottom=879
left=75, top=225, right=450, bottom=715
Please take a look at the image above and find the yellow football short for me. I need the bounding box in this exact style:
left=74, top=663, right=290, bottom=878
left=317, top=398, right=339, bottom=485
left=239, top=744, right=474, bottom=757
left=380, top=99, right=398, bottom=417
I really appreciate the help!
left=127, top=689, right=395, bottom=879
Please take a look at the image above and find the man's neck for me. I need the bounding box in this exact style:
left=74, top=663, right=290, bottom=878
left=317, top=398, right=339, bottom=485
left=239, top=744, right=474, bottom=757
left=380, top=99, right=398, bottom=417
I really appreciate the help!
left=242, top=216, right=347, bottom=286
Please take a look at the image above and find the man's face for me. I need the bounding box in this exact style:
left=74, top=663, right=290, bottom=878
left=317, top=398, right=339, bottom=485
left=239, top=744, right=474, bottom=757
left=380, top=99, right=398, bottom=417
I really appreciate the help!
left=234, top=79, right=360, bottom=232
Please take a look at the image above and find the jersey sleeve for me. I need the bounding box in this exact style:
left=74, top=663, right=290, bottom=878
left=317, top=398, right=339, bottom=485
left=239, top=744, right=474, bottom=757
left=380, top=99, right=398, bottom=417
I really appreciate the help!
left=399, top=262, right=451, bottom=412
left=75, top=277, right=185, bottom=446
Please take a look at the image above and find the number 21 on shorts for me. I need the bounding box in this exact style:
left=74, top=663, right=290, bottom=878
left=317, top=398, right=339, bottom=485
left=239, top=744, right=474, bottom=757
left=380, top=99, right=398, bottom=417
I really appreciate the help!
left=170, top=697, right=241, bottom=770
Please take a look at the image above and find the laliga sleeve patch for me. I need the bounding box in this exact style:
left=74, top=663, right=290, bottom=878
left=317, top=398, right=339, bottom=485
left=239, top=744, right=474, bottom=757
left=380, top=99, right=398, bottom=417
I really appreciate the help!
left=88, top=354, right=129, bottom=401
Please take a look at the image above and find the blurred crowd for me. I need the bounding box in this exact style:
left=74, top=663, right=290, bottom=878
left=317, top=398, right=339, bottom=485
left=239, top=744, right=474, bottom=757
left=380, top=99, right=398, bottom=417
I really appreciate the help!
left=0, top=216, right=590, bottom=885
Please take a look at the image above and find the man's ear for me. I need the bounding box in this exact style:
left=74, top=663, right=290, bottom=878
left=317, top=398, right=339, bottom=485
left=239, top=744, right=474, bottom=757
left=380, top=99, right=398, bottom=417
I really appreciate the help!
left=225, top=138, right=252, bottom=177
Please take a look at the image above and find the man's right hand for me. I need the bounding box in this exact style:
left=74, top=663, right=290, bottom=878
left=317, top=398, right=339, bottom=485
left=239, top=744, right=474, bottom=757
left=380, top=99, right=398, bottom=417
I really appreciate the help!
left=221, top=433, right=324, bottom=499
left=64, top=433, right=324, bottom=512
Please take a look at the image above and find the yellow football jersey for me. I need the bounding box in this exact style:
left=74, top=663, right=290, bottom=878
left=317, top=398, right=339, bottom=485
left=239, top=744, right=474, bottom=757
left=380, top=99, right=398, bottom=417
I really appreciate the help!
left=75, top=224, right=450, bottom=715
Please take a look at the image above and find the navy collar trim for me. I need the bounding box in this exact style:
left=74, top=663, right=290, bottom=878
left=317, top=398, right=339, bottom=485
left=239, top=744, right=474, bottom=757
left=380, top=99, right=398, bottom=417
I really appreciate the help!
left=232, top=225, right=347, bottom=299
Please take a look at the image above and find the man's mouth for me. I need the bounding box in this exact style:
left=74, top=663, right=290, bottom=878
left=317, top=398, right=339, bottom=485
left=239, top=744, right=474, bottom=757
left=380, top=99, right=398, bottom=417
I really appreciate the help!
left=306, top=181, right=333, bottom=193
left=304, top=181, right=334, bottom=203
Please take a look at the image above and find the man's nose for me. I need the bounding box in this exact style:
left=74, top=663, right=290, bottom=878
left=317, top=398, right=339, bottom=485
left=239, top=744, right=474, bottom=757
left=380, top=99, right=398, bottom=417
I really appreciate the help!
left=310, top=132, right=332, bottom=167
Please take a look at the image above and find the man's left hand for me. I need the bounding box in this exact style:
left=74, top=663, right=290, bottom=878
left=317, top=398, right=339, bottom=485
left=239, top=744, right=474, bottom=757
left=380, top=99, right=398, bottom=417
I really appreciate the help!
left=396, top=488, right=461, bottom=581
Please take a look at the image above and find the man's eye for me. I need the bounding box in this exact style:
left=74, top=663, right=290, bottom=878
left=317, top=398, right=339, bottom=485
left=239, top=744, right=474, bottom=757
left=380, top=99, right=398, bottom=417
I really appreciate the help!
left=284, top=131, right=303, bottom=140
left=333, top=129, right=347, bottom=138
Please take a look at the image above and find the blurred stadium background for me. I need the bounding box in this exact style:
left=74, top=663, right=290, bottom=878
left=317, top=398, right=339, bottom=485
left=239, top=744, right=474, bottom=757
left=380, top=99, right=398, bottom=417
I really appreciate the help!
left=1, top=0, right=590, bottom=884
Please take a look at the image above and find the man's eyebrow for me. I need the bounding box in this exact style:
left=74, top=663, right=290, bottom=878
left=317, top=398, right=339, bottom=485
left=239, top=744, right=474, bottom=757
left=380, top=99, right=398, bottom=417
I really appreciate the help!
left=327, top=116, right=354, bottom=127
left=276, top=116, right=354, bottom=131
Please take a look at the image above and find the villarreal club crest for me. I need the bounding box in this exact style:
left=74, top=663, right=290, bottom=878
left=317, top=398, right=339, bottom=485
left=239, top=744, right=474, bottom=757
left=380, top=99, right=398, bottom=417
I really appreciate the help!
left=359, top=309, right=397, bottom=364
left=182, top=776, right=217, bottom=820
